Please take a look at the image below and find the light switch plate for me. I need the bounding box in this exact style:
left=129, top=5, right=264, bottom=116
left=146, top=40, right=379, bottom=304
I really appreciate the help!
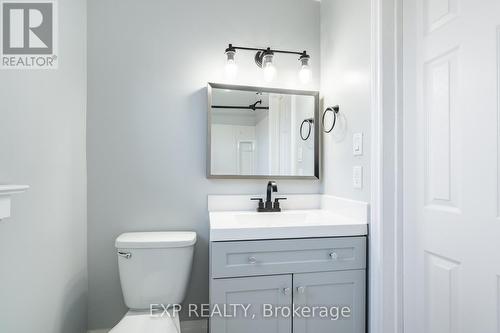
left=353, top=133, right=363, bottom=156
left=353, top=166, right=363, bottom=189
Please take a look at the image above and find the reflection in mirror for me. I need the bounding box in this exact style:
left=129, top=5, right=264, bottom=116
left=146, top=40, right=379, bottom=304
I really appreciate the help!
left=208, top=83, right=319, bottom=178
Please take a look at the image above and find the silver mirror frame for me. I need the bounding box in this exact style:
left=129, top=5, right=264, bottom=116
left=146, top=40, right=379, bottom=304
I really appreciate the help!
left=207, top=82, right=320, bottom=180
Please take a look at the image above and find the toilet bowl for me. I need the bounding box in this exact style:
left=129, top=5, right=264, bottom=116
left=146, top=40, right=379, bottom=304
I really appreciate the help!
left=110, top=231, right=197, bottom=333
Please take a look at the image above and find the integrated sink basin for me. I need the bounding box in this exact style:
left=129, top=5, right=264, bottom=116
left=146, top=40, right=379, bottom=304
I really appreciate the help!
left=233, top=211, right=308, bottom=225
left=209, top=209, right=368, bottom=241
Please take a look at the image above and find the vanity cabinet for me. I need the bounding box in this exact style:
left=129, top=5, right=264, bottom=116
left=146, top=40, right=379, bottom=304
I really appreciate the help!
left=209, top=236, right=367, bottom=333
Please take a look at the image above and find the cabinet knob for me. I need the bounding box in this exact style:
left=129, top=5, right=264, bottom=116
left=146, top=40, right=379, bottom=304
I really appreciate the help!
left=283, top=287, right=291, bottom=295
left=329, top=252, right=338, bottom=260
left=297, top=286, right=305, bottom=294
left=248, top=256, right=257, bottom=264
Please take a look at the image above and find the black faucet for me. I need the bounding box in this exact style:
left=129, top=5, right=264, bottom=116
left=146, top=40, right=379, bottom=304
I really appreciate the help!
left=251, top=181, right=287, bottom=212
left=265, top=180, right=278, bottom=208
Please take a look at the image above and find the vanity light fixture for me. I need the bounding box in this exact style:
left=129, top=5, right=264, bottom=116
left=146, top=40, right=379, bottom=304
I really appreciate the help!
left=224, top=44, right=312, bottom=83
left=298, top=53, right=311, bottom=84
left=261, top=51, right=276, bottom=82
left=224, top=47, right=238, bottom=78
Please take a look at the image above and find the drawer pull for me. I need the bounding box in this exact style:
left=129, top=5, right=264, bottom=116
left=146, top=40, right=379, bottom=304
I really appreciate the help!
left=283, top=287, right=291, bottom=295
left=297, top=286, right=306, bottom=294
left=248, top=256, right=257, bottom=264
left=329, top=252, right=338, bottom=260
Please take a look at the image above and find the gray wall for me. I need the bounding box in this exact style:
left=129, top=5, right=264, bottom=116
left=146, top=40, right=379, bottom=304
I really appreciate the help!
left=0, top=1, right=87, bottom=332
left=87, top=0, right=320, bottom=329
left=320, top=0, right=372, bottom=201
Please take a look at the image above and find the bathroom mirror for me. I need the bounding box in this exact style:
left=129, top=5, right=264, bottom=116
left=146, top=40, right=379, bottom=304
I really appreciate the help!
left=207, top=83, right=320, bottom=179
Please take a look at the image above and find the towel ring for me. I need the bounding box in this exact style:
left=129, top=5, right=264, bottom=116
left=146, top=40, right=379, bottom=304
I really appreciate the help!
left=322, top=105, right=340, bottom=133
left=300, top=118, right=314, bottom=141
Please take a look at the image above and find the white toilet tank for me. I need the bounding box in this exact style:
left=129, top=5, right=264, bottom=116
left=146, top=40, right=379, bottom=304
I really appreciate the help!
left=115, top=231, right=197, bottom=310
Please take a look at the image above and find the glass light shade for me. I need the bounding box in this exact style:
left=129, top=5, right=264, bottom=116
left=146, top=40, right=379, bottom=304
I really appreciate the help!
left=299, top=57, right=311, bottom=84
left=225, top=50, right=238, bottom=78
left=262, top=54, right=276, bottom=82
left=225, top=60, right=238, bottom=78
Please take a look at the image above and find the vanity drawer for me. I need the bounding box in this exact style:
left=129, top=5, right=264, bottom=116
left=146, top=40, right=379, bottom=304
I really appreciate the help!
left=211, top=237, right=366, bottom=278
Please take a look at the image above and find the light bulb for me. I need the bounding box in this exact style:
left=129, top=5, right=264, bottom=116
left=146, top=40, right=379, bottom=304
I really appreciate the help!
left=299, top=65, right=311, bottom=83
left=263, top=63, right=276, bottom=82
left=225, top=47, right=238, bottom=79
left=262, top=53, right=276, bottom=82
left=298, top=54, right=311, bottom=84
left=225, top=59, right=238, bottom=78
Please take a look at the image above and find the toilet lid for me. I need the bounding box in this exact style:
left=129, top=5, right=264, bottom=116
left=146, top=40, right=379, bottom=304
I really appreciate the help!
left=109, top=310, right=181, bottom=333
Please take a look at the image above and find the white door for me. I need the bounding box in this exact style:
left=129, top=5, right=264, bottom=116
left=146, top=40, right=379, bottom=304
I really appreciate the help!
left=237, top=140, right=255, bottom=175
left=403, top=0, right=500, bottom=332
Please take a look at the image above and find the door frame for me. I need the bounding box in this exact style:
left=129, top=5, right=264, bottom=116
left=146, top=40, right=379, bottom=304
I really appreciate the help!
left=369, top=0, right=404, bottom=332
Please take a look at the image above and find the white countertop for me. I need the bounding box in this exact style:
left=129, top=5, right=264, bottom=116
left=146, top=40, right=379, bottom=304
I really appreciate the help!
left=209, top=209, right=368, bottom=241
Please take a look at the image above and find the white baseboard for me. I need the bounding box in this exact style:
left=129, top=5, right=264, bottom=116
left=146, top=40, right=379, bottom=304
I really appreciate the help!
left=87, top=319, right=207, bottom=333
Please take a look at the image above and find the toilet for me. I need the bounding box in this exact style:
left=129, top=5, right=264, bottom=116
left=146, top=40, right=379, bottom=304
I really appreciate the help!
left=110, top=231, right=197, bottom=333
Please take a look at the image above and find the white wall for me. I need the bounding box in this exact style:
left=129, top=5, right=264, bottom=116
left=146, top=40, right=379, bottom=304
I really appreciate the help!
left=0, top=1, right=88, bottom=332
left=320, top=0, right=372, bottom=201
left=87, top=0, right=320, bottom=330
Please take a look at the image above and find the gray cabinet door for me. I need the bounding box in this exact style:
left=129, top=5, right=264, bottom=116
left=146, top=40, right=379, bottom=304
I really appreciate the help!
left=292, top=270, right=366, bottom=333
left=210, top=275, right=292, bottom=333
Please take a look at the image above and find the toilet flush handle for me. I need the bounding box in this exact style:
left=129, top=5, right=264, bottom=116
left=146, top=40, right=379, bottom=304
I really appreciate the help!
left=118, top=251, right=132, bottom=259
